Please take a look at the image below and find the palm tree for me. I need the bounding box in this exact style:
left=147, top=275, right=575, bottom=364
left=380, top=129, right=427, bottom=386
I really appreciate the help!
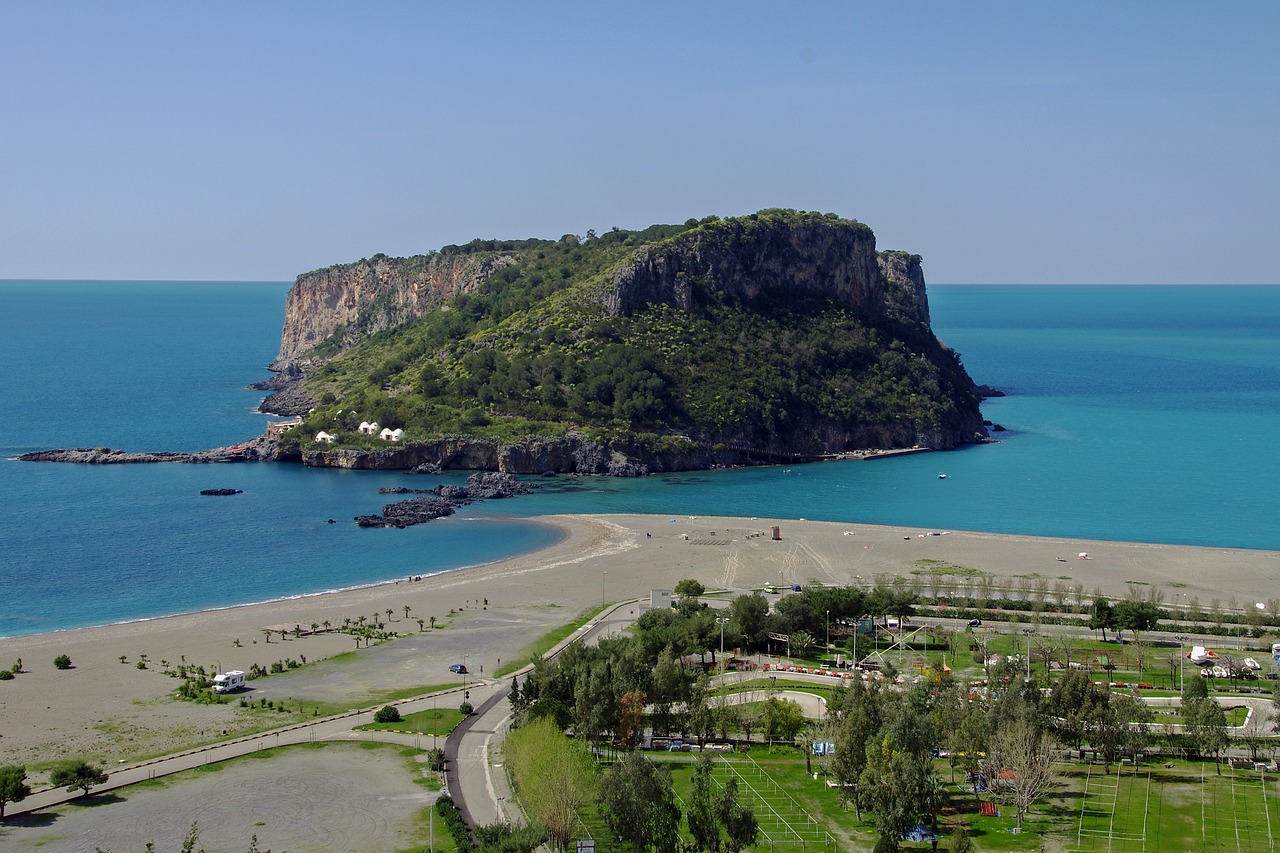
left=429, top=616, right=437, bottom=630
left=386, top=608, right=394, bottom=623
left=404, top=605, right=412, bottom=620
left=416, top=618, right=425, bottom=632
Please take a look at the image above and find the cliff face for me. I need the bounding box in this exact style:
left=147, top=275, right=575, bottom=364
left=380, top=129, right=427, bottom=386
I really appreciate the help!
left=598, top=217, right=888, bottom=319
left=273, top=252, right=519, bottom=369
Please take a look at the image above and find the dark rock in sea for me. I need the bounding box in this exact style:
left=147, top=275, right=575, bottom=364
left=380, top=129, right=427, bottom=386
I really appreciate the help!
left=378, top=487, right=434, bottom=494
left=355, top=496, right=456, bottom=528
left=200, top=488, right=243, bottom=496
left=465, top=471, right=534, bottom=499
left=541, top=470, right=557, bottom=477
left=976, top=384, right=1006, bottom=398
left=409, top=462, right=442, bottom=475
left=992, top=423, right=1006, bottom=432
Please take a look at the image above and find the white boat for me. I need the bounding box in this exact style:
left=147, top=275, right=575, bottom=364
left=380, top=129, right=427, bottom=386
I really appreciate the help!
left=937, top=473, right=948, bottom=479
left=1245, top=657, right=1262, bottom=670
left=1187, top=645, right=1219, bottom=665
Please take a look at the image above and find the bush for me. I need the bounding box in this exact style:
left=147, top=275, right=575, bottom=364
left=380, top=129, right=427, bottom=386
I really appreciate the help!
left=459, top=701, right=474, bottom=716
left=54, top=654, right=72, bottom=670
left=435, top=795, right=472, bottom=850
left=0, top=670, right=13, bottom=681
left=373, top=705, right=401, bottom=724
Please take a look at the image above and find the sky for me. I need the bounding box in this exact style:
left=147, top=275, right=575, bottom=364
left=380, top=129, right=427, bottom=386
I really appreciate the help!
left=2, top=3, right=1277, bottom=284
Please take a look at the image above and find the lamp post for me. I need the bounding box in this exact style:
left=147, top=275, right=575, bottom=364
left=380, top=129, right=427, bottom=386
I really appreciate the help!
left=825, top=610, right=830, bottom=653
left=1021, top=627, right=1036, bottom=683
left=602, top=571, right=607, bottom=608
left=1175, top=634, right=1189, bottom=694
left=716, top=617, right=729, bottom=669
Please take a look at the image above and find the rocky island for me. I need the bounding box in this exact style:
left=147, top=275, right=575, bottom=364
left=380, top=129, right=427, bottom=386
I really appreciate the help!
left=22, top=209, right=991, bottom=475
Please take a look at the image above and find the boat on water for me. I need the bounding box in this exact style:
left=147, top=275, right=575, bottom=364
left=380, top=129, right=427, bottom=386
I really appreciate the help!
left=937, top=473, right=948, bottom=479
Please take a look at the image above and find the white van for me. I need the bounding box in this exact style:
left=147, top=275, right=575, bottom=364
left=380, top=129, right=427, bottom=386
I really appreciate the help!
left=212, top=671, right=246, bottom=693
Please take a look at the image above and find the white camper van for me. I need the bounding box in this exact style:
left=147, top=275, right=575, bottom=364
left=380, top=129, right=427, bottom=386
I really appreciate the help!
left=212, top=671, right=246, bottom=693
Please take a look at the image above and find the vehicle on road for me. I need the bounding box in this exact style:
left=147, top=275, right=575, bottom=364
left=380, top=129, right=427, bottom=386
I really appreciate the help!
left=967, top=619, right=982, bottom=628
left=449, top=663, right=468, bottom=674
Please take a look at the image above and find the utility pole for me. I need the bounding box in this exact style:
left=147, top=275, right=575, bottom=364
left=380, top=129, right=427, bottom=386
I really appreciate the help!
left=1021, top=627, right=1036, bottom=683
left=717, top=617, right=729, bottom=669
left=1176, top=634, right=1188, bottom=694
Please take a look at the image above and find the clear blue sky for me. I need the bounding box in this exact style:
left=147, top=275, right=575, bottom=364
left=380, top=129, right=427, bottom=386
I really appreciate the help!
left=2, top=3, right=1277, bottom=283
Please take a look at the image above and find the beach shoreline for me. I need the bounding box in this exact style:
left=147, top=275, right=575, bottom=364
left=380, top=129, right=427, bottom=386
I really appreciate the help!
left=3, top=512, right=1279, bottom=772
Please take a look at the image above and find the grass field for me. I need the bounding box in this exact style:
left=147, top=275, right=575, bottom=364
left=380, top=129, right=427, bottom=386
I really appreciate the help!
left=566, top=748, right=1280, bottom=852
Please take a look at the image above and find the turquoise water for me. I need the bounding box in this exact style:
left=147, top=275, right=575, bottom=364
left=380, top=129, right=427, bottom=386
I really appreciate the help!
left=1, top=281, right=1277, bottom=636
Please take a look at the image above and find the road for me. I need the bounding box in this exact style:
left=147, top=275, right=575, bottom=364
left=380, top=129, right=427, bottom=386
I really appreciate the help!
left=8, top=598, right=644, bottom=835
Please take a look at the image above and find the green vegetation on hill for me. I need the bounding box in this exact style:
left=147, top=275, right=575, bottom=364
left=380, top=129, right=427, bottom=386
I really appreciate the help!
left=286, top=209, right=981, bottom=457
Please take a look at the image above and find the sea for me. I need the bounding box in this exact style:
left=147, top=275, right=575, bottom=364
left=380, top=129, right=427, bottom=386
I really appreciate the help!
left=1, top=281, right=1278, bottom=638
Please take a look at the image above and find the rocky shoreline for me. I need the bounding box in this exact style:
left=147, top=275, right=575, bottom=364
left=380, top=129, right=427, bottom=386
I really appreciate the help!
left=354, top=471, right=535, bottom=527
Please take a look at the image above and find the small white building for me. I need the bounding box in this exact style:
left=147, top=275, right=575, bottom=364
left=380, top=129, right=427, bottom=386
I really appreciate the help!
left=314, top=431, right=337, bottom=444
left=390, top=428, right=404, bottom=442
left=379, top=427, right=405, bottom=442
left=358, top=421, right=380, bottom=435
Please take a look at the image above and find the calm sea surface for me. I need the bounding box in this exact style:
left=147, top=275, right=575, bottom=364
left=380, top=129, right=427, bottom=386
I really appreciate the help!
left=1, top=281, right=1277, bottom=637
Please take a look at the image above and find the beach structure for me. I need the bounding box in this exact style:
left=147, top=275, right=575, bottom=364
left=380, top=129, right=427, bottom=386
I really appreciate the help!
left=314, top=431, right=337, bottom=443
left=265, top=417, right=302, bottom=437
left=379, top=427, right=404, bottom=442
left=358, top=421, right=379, bottom=435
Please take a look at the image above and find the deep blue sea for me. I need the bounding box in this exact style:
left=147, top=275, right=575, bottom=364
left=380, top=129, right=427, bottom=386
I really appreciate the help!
left=2, top=281, right=1278, bottom=637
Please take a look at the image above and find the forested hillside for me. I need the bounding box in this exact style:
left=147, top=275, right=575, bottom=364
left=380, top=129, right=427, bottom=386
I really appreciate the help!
left=275, top=210, right=986, bottom=469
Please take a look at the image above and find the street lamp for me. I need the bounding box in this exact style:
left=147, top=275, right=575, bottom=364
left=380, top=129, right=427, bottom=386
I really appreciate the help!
left=825, top=610, right=830, bottom=653
left=1175, top=634, right=1189, bottom=694
left=1021, top=628, right=1037, bottom=683
left=716, top=617, right=729, bottom=669
left=602, top=571, right=607, bottom=608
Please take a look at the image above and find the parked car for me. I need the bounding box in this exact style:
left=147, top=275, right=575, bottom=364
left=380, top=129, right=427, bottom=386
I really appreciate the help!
left=967, top=618, right=982, bottom=628
left=449, top=663, right=468, bottom=674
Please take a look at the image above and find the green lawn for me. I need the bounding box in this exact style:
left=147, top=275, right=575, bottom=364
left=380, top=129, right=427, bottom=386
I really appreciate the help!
left=356, top=706, right=466, bottom=737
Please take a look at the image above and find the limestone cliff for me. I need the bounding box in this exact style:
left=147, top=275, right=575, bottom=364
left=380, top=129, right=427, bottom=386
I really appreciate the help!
left=272, top=252, right=519, bottom=369
left=597, top=216, right=886, bottom=318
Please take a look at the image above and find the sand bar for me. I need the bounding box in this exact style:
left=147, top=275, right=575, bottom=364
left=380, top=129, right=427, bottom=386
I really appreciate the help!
left=3, top=512, right=1279, bottom=773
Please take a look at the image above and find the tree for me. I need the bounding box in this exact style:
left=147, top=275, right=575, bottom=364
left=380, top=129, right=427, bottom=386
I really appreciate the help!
left=979, top=717, right=1056, bottom=831
left=1185, top=697, right=1229, bottom=772
left=674, top=578, right=706, bottom=600
left=616, top=690, right=647, bottom=750
left=50, top=760, right=108, bottom=798
left=0, top=765, right=31, bottom=821
left=505, top=716, right=597, bottom=850
left=860, top=736, right=930, bottom=850
left=729, top=592, right=769, bottom=650
left=600, top=751, right=682, bottom=853
left=54, top=654, right=72, bottom=670
left=373, top=705, right=401, bottom=724
left=687, top=754, right=721, bottom=852
left=761, top=696, right=806, bottom=746
left=718, top=776, right=760, bottom=853
left=1089, top=597, right=1114, bottom=641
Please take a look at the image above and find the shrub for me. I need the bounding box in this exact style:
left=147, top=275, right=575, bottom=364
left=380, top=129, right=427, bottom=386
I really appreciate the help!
left=0, top=670, right=13, bottom=681
left=373, top=705, right=401, bottom=724
left=54, top=654, right=72, bottom=670
left=459, top=701, right=474, bottom=716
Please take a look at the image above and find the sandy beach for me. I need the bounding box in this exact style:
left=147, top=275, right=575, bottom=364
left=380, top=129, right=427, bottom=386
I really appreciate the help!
left=3, top=512, right=1279, bottom=776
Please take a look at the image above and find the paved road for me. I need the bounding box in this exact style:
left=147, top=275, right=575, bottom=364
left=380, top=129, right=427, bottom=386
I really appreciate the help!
left=9, top=598, right=644, bottom=831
